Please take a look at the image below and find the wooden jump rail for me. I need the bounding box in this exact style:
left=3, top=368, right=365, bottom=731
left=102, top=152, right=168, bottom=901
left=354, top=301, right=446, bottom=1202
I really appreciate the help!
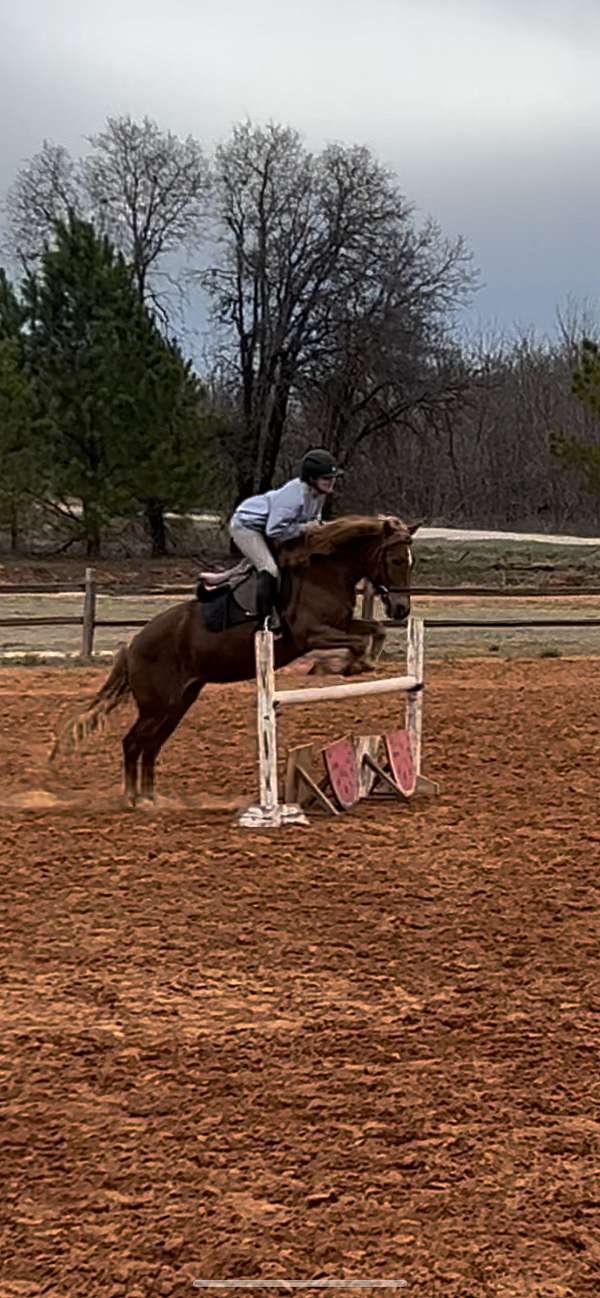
left=239, top=617, right=431, bottom=828
left=0, top=568, right=186, bottom=660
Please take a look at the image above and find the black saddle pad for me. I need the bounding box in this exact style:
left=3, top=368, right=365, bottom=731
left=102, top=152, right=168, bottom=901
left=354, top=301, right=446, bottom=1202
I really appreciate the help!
left=196, top=570, right=259, bottom=633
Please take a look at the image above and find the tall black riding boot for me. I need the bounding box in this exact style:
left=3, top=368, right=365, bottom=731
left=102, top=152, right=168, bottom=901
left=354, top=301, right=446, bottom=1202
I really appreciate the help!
left=256, top=571, right=281, bottom=633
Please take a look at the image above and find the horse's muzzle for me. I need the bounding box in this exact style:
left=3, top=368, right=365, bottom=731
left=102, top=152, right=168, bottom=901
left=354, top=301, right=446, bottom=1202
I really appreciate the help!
left=384, top=594, right=411, bottom=624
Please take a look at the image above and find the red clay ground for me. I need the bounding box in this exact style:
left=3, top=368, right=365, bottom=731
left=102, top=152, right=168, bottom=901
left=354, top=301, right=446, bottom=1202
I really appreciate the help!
left=1, top=657, right=600, bottom=1298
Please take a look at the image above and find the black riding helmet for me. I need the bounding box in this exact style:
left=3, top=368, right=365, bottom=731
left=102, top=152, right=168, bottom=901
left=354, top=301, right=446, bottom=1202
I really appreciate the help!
left=300, top=448, right=344, bottom=483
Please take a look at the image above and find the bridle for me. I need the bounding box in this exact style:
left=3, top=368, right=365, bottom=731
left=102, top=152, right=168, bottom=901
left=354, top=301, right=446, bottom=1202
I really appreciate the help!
left=371, top=534, right=413, bottom=606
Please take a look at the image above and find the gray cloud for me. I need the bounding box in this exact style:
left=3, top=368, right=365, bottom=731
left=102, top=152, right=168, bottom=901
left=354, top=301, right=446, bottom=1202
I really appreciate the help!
left=2, top=0, right=598, bottom=331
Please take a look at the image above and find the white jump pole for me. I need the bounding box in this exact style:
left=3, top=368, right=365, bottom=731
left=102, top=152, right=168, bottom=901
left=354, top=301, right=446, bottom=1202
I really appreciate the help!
left=238, top=617, right=430, bottom=828
left=273, top=673, right=419, bottom=706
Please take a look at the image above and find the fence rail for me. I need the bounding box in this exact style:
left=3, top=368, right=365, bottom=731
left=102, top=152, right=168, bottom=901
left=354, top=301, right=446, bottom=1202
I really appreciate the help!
left=3, top=568, right=600, bottom=659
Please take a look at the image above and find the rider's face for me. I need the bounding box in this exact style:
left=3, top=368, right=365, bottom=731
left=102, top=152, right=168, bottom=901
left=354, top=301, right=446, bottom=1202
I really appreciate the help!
left=314, top=475, right=337, bottom=494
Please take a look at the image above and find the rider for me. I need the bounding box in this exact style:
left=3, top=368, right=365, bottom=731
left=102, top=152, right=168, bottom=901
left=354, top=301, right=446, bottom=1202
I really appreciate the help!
left=229, top=448, right=343, bottom=629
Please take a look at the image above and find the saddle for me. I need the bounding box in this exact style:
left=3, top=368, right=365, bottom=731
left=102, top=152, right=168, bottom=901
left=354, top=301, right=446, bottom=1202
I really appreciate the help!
left=196, top=561, right=284, bottom=634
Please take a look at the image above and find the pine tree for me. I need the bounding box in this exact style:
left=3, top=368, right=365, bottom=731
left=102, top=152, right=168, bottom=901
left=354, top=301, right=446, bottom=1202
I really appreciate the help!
left=25, top=215, right=220, bottom=555
left=0, top=339, right=38, bottom=550
left=119, top=336, right=227, bottom=555
left=0, top=270, right=26, bottom=342
left=550, top=339, right=600, bottom=492
left=0, top=271, right=40, bottom=549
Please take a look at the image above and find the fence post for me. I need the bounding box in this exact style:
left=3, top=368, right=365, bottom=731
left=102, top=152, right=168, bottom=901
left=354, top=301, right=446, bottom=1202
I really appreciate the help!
left=81, top=567, right=96, bottom=660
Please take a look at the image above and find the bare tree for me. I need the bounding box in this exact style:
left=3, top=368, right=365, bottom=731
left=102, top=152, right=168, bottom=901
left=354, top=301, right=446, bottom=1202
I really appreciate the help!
left=3, top=142, right=84, bottom=268
left=403, top=323, right=600, bottom=531
left=292, top=313, right=600, bottom=534
left=297, top=220, right=475, bottom=464
left=206, top=121, right=476, bottom=499
left=83, top=115, right=211, bottom=311
left=555, top=296, right=599, bottom=364
left=3, top=117, right=211, bottom=317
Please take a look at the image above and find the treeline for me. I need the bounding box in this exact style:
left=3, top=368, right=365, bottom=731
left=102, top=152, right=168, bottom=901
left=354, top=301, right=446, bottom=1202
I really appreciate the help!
left=331, top=320, right=600, bottom=533
left=0, top=114, right=598, bottom=554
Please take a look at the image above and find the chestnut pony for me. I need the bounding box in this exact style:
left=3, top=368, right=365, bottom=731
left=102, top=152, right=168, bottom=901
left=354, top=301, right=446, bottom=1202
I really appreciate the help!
left=53, top=516, right=417, bottom=802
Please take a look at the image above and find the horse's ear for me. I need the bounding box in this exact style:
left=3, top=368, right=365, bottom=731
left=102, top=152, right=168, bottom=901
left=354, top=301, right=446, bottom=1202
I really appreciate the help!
left=382, top=516, right=422, bottom=538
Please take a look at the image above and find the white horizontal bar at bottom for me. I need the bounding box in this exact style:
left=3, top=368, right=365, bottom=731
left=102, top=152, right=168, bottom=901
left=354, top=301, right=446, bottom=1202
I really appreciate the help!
left=273, top=676, right=419, bottom=706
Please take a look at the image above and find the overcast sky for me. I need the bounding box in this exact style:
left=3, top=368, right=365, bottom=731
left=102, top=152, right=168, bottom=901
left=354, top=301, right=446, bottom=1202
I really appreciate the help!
left=2, top=0, right=599, bottom=335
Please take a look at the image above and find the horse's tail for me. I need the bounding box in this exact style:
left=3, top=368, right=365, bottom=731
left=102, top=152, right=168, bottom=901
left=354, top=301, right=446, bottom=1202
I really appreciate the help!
left=50, top=645, right=131, bottom=761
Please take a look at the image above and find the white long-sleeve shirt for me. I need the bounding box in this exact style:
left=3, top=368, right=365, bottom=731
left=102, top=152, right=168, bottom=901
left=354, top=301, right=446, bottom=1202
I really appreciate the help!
left=230, top=478, right=324, bottom=541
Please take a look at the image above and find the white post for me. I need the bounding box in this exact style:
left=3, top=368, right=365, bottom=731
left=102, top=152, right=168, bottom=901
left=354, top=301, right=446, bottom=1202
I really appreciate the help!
left=238, top=631, right=309, bottom=829
left=256, top=629, right=279, bottom=812
left=406, top=616, right=437, bottom=797
left=405, top=616, right=424, bottom=776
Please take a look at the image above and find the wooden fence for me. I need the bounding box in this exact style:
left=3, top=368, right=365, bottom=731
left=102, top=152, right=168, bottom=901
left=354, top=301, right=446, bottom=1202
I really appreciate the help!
left=0, top=568, right=191, bottom=659
left=3, top=569, right=600, bottom=660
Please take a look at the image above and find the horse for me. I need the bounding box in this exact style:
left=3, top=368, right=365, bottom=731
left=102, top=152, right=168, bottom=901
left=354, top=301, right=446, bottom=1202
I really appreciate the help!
left=52, top=515, right=418, bottom=804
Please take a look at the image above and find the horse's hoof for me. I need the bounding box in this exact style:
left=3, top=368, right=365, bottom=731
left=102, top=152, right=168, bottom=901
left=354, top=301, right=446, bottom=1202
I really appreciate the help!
left=308, top=649, right=352, bottom=676
left=343, top=658, right=375, bottom=677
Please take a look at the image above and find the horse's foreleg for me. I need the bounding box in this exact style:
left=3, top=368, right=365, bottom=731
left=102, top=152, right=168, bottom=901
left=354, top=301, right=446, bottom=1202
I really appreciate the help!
left=307, top=647, right=353, bottom=676
left=304, top=625, right=377, bottom=676
left=348, top=617, right=387, bottom=663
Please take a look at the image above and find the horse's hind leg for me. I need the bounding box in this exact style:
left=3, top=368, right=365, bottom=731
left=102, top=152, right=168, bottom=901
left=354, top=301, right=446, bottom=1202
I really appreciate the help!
left=123, top=713, right=150, bottom=805
left=139, top=717, right=172, bottom=802
left=124, top=712, right=174, bottom=805
left=139, top=681, right=204, bottom=802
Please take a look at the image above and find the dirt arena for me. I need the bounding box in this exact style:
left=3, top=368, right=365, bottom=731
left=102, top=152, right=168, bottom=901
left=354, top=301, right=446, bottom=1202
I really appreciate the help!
left=2, top=656, right=600, bottom=1297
